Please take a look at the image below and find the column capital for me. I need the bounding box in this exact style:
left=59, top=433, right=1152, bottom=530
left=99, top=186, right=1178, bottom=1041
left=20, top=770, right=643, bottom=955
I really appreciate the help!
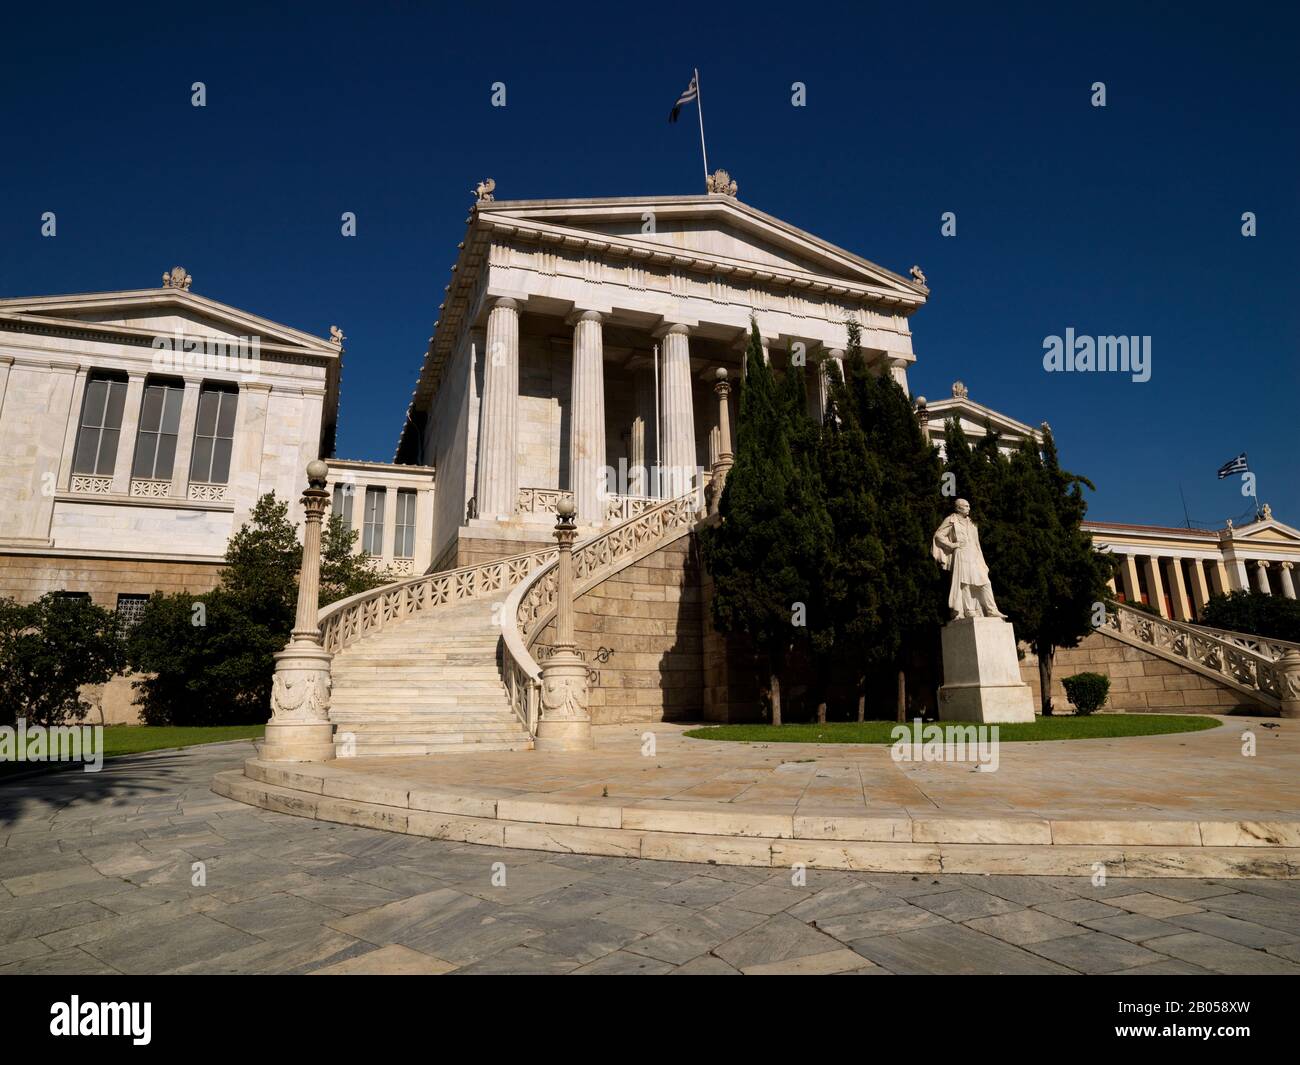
left=490, top=296, right=520, bottom=312
left=654, top=321, right=693, bottom=340
left=1282, top=561, right=1294, bottom=571
left=567, top=308, right=606, bottom=326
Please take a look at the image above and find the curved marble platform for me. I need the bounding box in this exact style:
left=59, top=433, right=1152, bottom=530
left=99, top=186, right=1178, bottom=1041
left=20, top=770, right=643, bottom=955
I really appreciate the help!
left=212, top=720, right=1300, bottom=879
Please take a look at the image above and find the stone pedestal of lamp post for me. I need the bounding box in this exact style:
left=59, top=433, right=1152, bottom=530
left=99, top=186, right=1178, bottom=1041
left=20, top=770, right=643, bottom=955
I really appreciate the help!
left=261, top=460, right=336, bottom=762
left=709, top=367, right=734, bottom=515
left=534, top=496, right=595, bottom=751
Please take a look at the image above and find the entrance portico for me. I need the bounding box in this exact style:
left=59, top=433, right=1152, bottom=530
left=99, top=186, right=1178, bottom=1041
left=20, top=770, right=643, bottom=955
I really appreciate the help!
left=401, top=185, right=928, bottom=567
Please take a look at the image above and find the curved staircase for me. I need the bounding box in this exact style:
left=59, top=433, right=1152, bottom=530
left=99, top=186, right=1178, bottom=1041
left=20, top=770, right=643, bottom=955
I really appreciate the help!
left=316, top=492, right=702, bottom=757
left=328, top=601, right=530, bottom=756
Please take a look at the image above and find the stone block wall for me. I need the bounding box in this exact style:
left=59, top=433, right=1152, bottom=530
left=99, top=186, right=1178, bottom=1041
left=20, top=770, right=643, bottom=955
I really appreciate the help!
left=0, top=553, right=222, bottom=608
left=538, top=534, right=703, bottom=724
left=1019, top=629, right=1263, bottom=714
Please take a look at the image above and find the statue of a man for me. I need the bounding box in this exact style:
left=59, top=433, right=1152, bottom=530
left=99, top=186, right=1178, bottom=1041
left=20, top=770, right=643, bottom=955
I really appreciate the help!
left=932, top=499, right=1006, bottom=620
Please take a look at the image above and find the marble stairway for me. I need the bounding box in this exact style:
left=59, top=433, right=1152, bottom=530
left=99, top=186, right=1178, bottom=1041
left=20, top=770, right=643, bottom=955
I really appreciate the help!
left=328, top=600, right=532, bottom=757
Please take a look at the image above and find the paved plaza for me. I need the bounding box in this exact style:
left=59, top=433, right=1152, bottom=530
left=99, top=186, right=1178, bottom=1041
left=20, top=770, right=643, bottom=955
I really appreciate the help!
left=3, top=742, right=1299, bottom=975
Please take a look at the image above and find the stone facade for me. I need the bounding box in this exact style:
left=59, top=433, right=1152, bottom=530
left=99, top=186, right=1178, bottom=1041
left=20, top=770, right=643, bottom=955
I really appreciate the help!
left=1020, top=630, right=1258, bottom=714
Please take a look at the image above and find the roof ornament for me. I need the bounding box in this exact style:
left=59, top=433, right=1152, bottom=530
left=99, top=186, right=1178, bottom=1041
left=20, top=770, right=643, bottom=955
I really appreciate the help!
left=951, top=380, right=968, bottom=399
left=475, top=178, right=496, bottom=204
left=706, top=169, right=737, bottom=196
left=910, top=265, right=927, bottom=286
left=1260, top=503, right=1273, bottom=521
left=162, top=266, right=192, bottom=291
left=328, top=325, right=345, bottom=346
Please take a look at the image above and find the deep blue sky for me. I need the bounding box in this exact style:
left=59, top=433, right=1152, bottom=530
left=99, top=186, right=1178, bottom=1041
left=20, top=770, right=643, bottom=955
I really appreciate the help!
left=2, top=2, right=1295, bottom=527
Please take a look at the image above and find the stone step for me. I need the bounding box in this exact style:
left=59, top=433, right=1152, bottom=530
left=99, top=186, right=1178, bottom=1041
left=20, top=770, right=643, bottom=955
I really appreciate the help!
left=331, top=691, right=506, bottom=704
left=331, top=719, right=519, bottom=733
left=334, top=738, right=531, bottom=757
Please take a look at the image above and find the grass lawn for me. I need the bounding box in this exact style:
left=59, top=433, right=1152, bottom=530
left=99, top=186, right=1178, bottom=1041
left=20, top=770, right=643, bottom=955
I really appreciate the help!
left=683, top=715, right=1222, bottom=744
left=0, top=725, right=264, bottom=779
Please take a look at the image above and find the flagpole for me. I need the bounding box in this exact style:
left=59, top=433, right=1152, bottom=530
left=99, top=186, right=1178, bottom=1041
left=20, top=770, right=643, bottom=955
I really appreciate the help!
left=694, top=67, right=709, bottom=188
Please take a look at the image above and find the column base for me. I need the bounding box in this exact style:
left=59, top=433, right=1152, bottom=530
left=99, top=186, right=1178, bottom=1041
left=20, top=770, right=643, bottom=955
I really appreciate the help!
left=534, top=719, right=595, bottom=751
left=260, top=721, right=337, bottom=762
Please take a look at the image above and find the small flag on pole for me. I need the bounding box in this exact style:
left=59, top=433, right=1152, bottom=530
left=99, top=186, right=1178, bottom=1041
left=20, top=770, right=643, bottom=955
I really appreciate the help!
left=669, top=74, right=698, bottom=123
left=1217, top=453, right=1249, bottom=479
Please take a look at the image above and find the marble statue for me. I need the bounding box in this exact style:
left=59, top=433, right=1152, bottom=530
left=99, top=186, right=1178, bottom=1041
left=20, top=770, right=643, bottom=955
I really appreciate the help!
left=932, top=499, right=1007, bottom=620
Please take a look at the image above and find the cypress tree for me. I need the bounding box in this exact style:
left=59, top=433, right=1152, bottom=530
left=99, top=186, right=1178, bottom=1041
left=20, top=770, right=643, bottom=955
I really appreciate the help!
left=700, top=321, right=807, bottom=724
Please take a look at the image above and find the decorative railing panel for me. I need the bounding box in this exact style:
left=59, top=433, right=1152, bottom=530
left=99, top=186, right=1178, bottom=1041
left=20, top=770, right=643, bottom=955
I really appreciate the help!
left=1104, top=602, right=1280, bottom=708
left=130, top=478, right=171, bottom=498
left=71, top=475, right=112, bottom=494
left=318, top=544, right=556, bottom=654
left=188, top=482, right=229, bottom=503
left=1189, top=625, right=1300, bottom=662
left=517, top=487, right=562, bottom=515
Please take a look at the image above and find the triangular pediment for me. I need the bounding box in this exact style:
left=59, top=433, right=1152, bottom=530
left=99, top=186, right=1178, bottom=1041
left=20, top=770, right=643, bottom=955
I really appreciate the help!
left=1232, top=517, right=1300, bottom=544
left=0, top=288, right=338, bottom=356
left=477, top=195, right=926, bottom=300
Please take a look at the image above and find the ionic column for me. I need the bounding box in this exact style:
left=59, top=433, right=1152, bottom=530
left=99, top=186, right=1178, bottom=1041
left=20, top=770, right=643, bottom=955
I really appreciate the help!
left=1211, top=560, right=1231, bottom=596
left=632, top=368, right=657, bottom=496
left=1229, top=558, right=1250, bottom=591
left=1143, top=555, right=1169, bottom=618
left=475, top=297, right=520, bottom=520
left=1255, top=560, right=1272, bottom=595
left=1119, top=554, right=1142, bottom=605
left=888, top=356, right=911, bottom=395
left=263, top=461, right=335, bottom=762
left=1164, top=557, right=1192, bottom=622
left=1189, top=559, right=1212, bottom=618
left=660, top=324, right=697, bottom=499
left=1279, top=561, right=1296, bottom=600
left=569, top=310, right=606, bottom=524
left=110, top=372, right=147, bottom=494
left=821, top=347, right=845, bottom=417
left=710, top=368, right=735, bottom=514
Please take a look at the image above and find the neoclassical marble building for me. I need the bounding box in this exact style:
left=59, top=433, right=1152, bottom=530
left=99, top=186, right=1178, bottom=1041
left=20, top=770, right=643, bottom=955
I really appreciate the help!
left=391, top=187, right=927, bottom=570
left=2, top=182, right=1295, bottom=730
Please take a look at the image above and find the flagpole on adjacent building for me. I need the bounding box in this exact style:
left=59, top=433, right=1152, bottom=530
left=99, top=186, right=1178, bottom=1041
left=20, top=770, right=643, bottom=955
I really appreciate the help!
left=694, top=67, right=709, bottom=188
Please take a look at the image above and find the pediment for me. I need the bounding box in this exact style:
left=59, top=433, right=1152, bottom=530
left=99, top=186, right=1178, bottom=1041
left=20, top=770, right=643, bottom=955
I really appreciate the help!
left=1232, top=518, right=1300, bottom=544
left=0, top=289, right=338, bottom=356
left=477, top=195, right=926, bottom=300
left=923, top=396, right=1040, bottom=442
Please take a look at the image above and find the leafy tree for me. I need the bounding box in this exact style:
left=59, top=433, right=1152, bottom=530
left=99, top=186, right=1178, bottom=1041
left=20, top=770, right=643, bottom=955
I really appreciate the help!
left=127, top=492, right=385, bottom=725
left=700, top=322, right=807, bottom=724
left=1201, top=590, right=1300, bottom=643
left=0, top=594, right=124, bottom=727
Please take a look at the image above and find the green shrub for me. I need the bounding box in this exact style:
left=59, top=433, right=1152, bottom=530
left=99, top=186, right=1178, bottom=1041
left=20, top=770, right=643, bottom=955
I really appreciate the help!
left=0, top=594, right=124, bottom=726
left=1061, top=671, right=1110, bottom=715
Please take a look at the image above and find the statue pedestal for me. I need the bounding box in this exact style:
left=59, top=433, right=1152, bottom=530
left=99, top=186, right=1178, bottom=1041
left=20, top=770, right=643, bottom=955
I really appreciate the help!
left=938, top=617, right=1036, bottom=723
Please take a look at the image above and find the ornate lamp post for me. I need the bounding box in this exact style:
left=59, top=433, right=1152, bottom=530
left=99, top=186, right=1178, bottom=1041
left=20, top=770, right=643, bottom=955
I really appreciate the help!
left=709, top=367, right=734, bottom=515
left=262, top=460, right=336, bottom=762
left=1280, top=649, right=1300, bottom=720
left=534, top=495, right=594, bottom=750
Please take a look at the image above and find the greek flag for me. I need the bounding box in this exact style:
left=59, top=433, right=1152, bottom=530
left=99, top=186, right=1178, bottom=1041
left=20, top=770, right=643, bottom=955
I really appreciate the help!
left=669, top=74, right=698, bottom=123
left=1217, top=453, right=1249, bottom=479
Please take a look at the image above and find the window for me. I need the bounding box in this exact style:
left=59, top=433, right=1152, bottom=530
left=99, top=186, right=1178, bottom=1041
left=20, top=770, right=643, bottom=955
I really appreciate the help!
left=395, top=489, right=416, bottom=558
left=131, top=379, right=183, bottom=481
left=332, top=483, right=354, bottom=532
left=189, top=385, right=238, bottom=485
left=115, top=593, right=150, bottom=628
left=363, top=486, right=386, bottom=555
left=72, top=374, right=128, bottom=476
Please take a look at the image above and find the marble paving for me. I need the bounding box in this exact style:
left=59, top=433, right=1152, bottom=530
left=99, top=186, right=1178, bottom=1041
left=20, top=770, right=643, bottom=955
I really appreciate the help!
left=3, top=742, right=1299, bottom=975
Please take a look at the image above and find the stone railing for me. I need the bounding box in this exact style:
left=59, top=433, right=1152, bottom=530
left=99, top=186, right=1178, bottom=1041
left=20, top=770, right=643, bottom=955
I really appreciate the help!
left=318, top=544, right=557, bottom=654
left=1104, top=602, right=1282, bottom=709
left=188, top=482, right=229, bottom=503
left=500, top=492, right=701, bottom=735
left=604, top=493, right=659, bottom=523
left=1186, top=624, right=1300, bottom=662
left=517, top=487, right=563, bottom=515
